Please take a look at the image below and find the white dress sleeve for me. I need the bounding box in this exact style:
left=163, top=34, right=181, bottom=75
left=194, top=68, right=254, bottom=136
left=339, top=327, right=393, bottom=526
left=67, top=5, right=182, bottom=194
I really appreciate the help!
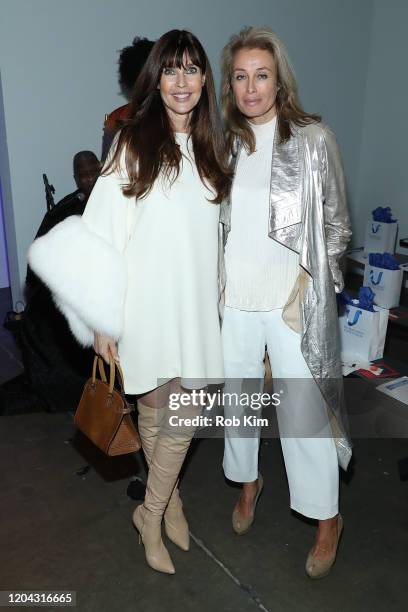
left=27, top=159, right=136, bottom=347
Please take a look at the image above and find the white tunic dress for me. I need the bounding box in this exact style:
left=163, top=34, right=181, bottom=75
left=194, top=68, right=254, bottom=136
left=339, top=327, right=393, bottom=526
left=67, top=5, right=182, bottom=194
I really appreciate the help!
left=80, top=132, right=223, bottom=394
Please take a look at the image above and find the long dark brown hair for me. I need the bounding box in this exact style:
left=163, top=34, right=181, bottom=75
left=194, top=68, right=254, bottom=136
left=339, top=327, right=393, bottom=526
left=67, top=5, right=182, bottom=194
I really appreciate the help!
left=104, top=30, right=231, bottom=203
left=221, top=27, right=321, bottom=154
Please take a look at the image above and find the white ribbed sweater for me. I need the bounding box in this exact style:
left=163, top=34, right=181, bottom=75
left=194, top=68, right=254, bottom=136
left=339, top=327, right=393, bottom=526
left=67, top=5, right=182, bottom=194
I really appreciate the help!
left=224, top=116, right=298, bottom=311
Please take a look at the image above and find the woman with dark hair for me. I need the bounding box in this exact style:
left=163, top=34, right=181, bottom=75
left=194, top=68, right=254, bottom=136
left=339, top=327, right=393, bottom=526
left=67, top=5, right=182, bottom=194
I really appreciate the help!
left=29, top=29, right=231, bottom=575
left=219, top=27, right=352, bottom=578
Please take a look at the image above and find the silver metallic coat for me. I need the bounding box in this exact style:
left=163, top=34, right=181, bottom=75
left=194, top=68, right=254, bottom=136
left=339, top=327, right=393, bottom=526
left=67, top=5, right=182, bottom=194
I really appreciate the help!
left=218, top=121, right=352, bottom=470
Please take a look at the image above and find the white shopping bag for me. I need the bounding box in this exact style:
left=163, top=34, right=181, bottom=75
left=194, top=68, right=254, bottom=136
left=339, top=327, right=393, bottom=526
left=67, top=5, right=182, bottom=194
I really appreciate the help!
left=363, top=221, right=398, bottom=255
left=363, top=264, right=403, bottom=309
left=338, top=301, right=389, bottom=362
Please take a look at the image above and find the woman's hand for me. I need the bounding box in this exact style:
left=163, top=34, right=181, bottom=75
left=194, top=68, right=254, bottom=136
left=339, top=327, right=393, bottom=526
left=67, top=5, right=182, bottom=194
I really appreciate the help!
left=93, top=333, right=119, bottom=365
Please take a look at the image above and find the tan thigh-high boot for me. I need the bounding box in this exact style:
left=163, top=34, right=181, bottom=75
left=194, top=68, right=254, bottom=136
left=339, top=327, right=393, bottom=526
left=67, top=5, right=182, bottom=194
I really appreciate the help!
left=137, top=401, right=190, bottom=552
left=137, top=400, right=166, bottom=466
left=133, top=400, right=201, bottom=574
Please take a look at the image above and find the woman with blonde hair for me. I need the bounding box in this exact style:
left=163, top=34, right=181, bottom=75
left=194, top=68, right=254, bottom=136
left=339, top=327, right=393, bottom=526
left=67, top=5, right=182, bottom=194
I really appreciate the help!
left=219, top=26, right=351, bottom=578
left=29, top=29, right=231, bottom=575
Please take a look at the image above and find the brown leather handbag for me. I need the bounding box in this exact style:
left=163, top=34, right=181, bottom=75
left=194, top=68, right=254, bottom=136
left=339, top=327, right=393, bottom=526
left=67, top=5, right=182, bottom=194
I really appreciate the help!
left=74, top=355, right=141, bottom=456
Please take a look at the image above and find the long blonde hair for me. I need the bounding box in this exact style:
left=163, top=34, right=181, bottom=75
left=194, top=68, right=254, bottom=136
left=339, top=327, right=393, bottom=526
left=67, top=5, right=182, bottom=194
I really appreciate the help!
left=221, top=27, right=320, bottom=153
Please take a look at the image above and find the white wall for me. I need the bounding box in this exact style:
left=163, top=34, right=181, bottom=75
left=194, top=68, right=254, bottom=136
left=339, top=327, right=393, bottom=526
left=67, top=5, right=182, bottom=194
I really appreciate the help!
left=0, top=0, right=374, bottom=304
left=356, top=0, right=408, bottom=251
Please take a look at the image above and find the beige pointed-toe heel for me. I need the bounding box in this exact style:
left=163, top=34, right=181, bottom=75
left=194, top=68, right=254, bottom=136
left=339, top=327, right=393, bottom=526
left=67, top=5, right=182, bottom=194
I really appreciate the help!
left=232, top=474, right=264, bottom=535
left=305, top=514, right=343, bottom=579
left=132, top=504, right=175, bottom=575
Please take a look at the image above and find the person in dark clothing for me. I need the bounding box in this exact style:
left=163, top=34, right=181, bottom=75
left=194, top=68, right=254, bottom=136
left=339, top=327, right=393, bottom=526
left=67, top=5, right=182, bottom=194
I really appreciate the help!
left=101, top=36, right=154, bottom=161
left=31, top=152, right=101, bottom=246
left=20, top=151, right=100, bottom=413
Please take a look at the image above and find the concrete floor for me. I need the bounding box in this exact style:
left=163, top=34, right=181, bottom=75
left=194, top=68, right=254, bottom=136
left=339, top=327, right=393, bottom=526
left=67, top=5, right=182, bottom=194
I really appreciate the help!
left=1, top=288, right=408, bottom=611
left=1, top=415, right=407, bottom=612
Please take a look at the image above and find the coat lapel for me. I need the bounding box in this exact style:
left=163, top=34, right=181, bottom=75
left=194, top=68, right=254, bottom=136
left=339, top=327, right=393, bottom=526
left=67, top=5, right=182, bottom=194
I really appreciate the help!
left=269, top=129, right=303, bottom=232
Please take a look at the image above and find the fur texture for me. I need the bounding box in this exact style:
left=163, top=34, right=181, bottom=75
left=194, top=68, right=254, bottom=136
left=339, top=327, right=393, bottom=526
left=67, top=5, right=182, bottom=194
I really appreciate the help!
left=27, top=215, right=126, bottom=347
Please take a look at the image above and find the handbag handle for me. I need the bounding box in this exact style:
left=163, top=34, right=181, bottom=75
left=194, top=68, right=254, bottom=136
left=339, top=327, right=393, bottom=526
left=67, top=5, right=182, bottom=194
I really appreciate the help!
left=92, top=355, right=106, bottom=384
left=91, top=355, right=126, bottom=395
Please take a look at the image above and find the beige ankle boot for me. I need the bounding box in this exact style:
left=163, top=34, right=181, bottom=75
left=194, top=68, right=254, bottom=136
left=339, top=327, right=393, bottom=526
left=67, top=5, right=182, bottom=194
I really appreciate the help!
left=138, top=401, right=190, bottom=551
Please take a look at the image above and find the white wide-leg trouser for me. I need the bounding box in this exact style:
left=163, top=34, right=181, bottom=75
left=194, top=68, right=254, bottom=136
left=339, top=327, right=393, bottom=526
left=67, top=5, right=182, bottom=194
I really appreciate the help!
left=222, top=306, right=339, bottom=520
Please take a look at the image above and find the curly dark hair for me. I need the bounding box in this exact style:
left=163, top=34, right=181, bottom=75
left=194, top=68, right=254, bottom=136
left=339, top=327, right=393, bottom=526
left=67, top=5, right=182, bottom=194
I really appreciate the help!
left=118, top=36, right=155, bottom=98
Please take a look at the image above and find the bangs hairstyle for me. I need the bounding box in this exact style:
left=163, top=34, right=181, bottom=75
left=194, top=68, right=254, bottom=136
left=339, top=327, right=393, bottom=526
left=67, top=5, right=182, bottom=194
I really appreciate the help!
left=104, top=29, right=231, bottom=203
left=221, top=26, right=320, bottom=154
